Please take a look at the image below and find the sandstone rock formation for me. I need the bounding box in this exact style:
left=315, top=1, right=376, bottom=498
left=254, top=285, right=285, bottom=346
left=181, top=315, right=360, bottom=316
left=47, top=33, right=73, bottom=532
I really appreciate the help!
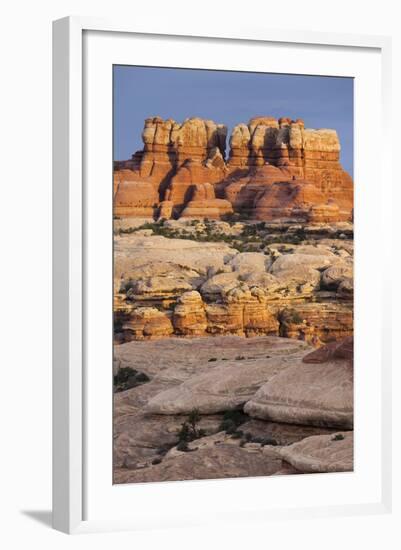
left=122, top=307, right=174, bottom=340
left=279, top=431, right=353, bottom=473
left=114, top=445, right=283, bottom=484
left=114, top=115, right=353, bottom=222
left=113, top=335, right=353, bottom=483
left=144, top=337, right=310, bottom=415
left=172, top=291, right=207, bottom=336
left=114, top=231, right=353, bottom=345
left=244, top=338, right=354, bottom=428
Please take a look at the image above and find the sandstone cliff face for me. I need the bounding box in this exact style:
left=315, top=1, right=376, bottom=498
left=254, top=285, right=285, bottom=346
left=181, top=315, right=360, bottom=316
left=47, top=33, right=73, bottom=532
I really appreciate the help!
left=114, top=230, right=353, bottom=346
left=114, top=115, right=353, bottom=222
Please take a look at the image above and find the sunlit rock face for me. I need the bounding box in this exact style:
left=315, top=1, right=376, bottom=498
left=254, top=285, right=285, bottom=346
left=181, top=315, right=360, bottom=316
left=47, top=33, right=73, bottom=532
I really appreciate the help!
left=113, top=115, right=353, bottom=222
left=113, top=232, right=353, bottom=346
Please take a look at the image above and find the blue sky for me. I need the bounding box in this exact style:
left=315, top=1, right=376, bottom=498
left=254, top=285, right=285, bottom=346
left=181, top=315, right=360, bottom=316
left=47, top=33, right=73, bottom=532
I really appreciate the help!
left=114, top=66, right=353, bottom=176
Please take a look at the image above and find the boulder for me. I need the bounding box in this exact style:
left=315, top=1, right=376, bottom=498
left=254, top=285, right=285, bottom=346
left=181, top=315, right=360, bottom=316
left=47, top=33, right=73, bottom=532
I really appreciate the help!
left=200, top=272, right=241, bottom=299
left=322, top=264, right=353, bottom=290
left=337, top=277, right=354, bottom=298
left=271, top=253, right=335, bottom=273
left=229, top=252, right=271, bottom=273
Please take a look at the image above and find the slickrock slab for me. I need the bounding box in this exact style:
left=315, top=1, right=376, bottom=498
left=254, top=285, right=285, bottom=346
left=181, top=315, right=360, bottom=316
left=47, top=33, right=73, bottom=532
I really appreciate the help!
left=114, top=335, right=310, bottom=384
left=229, top=252, right=271, bottom=273
left=114, top=234, right=237, bottom=279
left=302, top=336, right=353, bottom=364
left=270, top=252, right=336, bottom=273
left=144, top=338, right=312, bottom=414
left=321, top=264, right=353, bottom=290
left=244, top=338, right=353, bottom=428
left=279, top=431, right=353, bottom=473
left=114, top=411, right=223, bottom=470
left=114, top=445, right=283, bottom=484
left=239, top=419, right=337, bottom=446
left=140, top=337, right=311, bottom=414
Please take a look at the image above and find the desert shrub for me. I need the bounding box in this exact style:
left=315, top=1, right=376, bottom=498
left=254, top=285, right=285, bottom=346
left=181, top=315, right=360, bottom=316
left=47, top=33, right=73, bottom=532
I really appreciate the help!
left=280, top=309, right=303, bottom=325
left=208, top=357, right=218, bottom=362
left=177, top=422, right=191, bottom=442
left=290, top=311, right=303, bottom=324
left=119, top=278, right=138, bottom=294
left=151, top=457, right=162, bottom=465
left=135, top=372, right=150, bottom=383
left=218, top=410, right=247, bottom=434
left=188, top=408, right=201, bottom=433
left=177, top=408, right=205, bottom=443
left=332, top=433, right=345, bottom=441
left=176, top=441, right=189, bottom=452
left=113, top=367, right=150, bottom=392
left=220, top=420, right=237, bottom=434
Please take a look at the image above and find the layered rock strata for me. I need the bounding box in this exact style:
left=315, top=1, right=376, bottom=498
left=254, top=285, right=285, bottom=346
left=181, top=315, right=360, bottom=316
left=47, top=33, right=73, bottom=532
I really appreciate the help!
left=114, top=232, right=353, bottom=345
left=114, top=115, right=353, bottom=222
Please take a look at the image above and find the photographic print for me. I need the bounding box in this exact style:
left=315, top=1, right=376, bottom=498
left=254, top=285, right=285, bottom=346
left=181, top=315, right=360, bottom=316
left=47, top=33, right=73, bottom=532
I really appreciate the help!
left=113, top=66, right=354, bottom=484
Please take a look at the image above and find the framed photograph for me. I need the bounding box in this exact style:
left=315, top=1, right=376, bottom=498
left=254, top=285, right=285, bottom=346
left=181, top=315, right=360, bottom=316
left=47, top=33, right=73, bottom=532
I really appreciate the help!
left=52, top=17, right=392, bottom=534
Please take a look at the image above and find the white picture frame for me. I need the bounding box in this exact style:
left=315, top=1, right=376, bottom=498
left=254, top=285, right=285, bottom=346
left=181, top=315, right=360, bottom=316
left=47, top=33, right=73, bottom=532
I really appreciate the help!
left=52, top=16, right=392, bottom=534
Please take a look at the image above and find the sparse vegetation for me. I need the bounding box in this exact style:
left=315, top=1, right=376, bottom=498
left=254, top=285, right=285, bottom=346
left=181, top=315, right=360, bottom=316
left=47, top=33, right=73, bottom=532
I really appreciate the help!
left=113, top=367, right=150, bottom=392
left=280, top=309, right=304, bottom=325
left=177, top=408, right=206, bottom=448
left=115, top=218, right=347, bottom=252
left=218, top=410, right=248, bottom=435
left=332, top=433, right=345, bottom=441
left=176, top=440, right=190, bottom=452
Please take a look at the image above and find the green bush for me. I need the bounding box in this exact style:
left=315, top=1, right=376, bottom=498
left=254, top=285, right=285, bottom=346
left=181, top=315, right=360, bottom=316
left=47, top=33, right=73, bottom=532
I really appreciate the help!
left=113, top=367, right=150, bottom=393
left=177, top=408, right=205, bottom=443
left=218, top=410, right=248, bottom=434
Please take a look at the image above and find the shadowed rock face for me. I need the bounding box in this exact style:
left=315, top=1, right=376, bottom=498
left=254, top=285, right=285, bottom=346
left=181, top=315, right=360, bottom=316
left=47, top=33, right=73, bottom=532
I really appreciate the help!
left=114, top=116, right=353, bottom=222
